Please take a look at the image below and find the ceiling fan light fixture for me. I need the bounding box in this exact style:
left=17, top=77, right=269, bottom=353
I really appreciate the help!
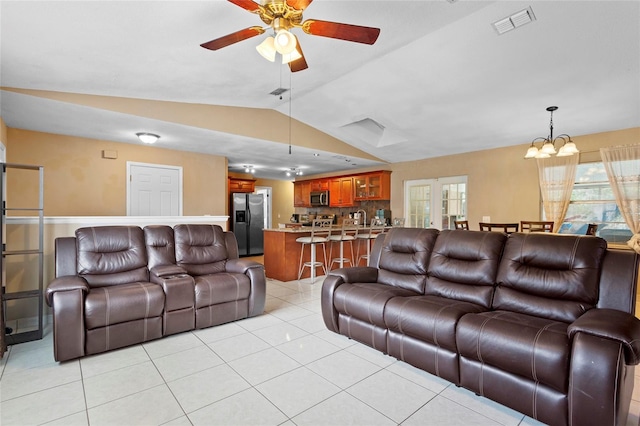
left=281, top=48, right=302, bottom=64
left=274, top=29, right=296, bottom=54
left=136, top=132, right=160, bottom=144
left=256, top=36, right=276, bottom=62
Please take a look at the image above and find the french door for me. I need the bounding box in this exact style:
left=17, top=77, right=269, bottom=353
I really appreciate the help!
left=404, top=176, right=467, bottom=229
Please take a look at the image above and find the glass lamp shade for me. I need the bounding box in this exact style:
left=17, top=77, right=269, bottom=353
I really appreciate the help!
left=562, top=141, right=579, bottom=154
left=535, top=151, right=551, bottom=159
left=556, top=145, right=572, bottom=157
left=256, top=37, right=276, bottom=62
left=524, top=145, right=539, bottom=159
left=281, top=49, right=302, bottom=64
left=136, top=132, right=159, bottom=144
left=274, top=29, right=297, bottom=54
left=540, top=140, right=557, bottom=155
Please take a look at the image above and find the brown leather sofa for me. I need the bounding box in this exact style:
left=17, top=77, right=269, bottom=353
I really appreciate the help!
left=46, top=224, right=265, bottom=362
left=322, top=228, right=640, bottom=426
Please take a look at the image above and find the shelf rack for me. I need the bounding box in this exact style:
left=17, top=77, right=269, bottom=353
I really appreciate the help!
left=1, top=163, right=44, bottom=345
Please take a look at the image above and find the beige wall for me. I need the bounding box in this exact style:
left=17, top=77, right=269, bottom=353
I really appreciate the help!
left=0, top=116, right=6, bottom=147
left=6, top=128, right=228, bottom=216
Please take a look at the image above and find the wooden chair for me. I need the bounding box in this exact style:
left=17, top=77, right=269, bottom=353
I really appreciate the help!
left=479, top=222, right=519, bottom=234
left=586, top=223, right=598, bottom=236
left=454, top=220, right=469, bottom=230
left=520, top=221, right=554, bottom=233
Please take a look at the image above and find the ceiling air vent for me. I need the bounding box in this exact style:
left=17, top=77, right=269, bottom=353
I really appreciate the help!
left=492, top=6, right=536, bottom=35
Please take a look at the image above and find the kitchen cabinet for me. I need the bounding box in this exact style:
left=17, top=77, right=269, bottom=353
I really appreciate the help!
left=310, top=179, right=330, bottom=192
left=329, top=177, right=355, bottom=207
left=228, top=177, right=256, bottom=193
left=354, top=171, right=391, bottom=201
left=293, top=181, right=311, bottom=207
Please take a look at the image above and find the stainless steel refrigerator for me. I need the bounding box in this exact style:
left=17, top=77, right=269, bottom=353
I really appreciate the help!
left=231, top=193, right=264, bottom=256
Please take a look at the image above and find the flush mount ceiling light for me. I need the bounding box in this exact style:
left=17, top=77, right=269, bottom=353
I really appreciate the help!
left=524, top=106, right=579, bottom=159
left=136, top=132, right=160, bottom=144
left=243, top=165, right=256, bottom=174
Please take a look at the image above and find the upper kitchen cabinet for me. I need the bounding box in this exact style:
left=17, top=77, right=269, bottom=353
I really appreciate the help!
left=293, top=181, right=311, bottom=207
left=229, top=177, right=256, bottom=193
left=354, top=171, right=391, bottom=201
left=310, top=179, right=330, bottom=192
left=329, top=177, right=355, bottom=207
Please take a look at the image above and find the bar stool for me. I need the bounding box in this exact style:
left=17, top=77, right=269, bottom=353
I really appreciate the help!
left=328, top=218, right=359, bottom=270
left=355, top=218, right=387, bottom=266
left=296, top=218, right=333, bottom=282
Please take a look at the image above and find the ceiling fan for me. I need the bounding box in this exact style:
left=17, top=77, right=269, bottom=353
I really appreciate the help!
left=200, top=0, right=381, bottom=72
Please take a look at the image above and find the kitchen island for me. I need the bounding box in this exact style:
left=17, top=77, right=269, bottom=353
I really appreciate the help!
left=263, top=226, right=386, bottom=282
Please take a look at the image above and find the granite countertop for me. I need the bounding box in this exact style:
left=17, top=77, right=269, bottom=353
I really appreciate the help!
left=267, top=224, right=390, bottom=233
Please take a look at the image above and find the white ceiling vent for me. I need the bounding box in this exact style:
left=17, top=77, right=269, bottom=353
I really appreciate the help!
left=493, top=7, right=536, bottom=35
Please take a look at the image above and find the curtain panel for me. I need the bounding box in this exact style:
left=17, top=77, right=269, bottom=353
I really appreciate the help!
left=536, top=155, right=579, bottom=233
left=600, top=144, right=640, bottom=253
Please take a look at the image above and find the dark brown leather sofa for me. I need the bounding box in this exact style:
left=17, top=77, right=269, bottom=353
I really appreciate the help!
left=46, top=224, right=266, bottom=362
left=322, top=228, right=640, bottom=426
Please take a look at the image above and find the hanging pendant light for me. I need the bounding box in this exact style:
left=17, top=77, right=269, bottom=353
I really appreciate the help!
left=524, top=106, right=579, bottom=159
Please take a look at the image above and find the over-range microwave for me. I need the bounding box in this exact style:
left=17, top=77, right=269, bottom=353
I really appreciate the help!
left=310, top=190, right=330, bottom=206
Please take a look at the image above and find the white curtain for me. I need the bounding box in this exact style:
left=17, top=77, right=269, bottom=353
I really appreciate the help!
left=536, top=155, right=579, bottom=233
left=600, top=144, right=640, bottom=253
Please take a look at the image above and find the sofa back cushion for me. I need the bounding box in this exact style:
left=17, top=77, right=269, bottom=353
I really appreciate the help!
left=377, top=228, right=439, bottom=293
left=76, top=226, right=149, bottom=286
left=494, top=233, right=607, bottom=322
left=426, top=230, right=507, bottom=308
left=144, top=225, right=176, bottom=269
left=174, top=224, right=228, bottom=276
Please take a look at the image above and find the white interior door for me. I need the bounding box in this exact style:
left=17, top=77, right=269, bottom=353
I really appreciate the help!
left=127, top=162, right=182, bottom=216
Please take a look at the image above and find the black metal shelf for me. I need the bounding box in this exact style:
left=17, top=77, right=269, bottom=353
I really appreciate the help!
left=1, top=163, right=45, bottom=346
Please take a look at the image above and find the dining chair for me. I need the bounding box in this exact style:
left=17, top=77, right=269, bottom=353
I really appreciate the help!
left=454, top=220, right=469, bottom=230
left=479, top=222, right=519, bottom=234
left=520, top=221, right=554, bottom=233
left=586, top=223, right=598, bottom=236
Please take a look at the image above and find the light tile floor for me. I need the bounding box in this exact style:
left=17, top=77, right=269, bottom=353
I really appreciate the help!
left=1, top=276, right=640, bottom=425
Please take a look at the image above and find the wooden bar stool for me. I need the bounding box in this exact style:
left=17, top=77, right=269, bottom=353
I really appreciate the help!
left=328, top=218, right=359, bottom=270
left=355, top=218, right=387, bottom=266
left=296, top=218, right=332, bottom=282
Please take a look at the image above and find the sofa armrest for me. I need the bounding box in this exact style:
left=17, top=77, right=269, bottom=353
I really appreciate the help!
left=46, top=276, right=89, bottom=361
left=45, top=276, right=89, bottom=307
left=321, top=267, right=380, bottom=333
left=226, top=258, right=266, bottom=317
left=568, top=308, right=640, bottom=365
left=327, top=266, right=379, bottom=284
left=149, top=265, right=187, bottom=285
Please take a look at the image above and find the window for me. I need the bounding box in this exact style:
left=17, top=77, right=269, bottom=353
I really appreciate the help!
left=404, top=176, right=467, bottom=229
left=560, top=162, right=631, bottom=243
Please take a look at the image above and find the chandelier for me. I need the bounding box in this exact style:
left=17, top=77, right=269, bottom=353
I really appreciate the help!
left=524, top=106, right=579, bottom=159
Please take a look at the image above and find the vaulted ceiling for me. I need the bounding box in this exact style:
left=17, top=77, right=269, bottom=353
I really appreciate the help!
left=1, top=1, right=639, bottom=180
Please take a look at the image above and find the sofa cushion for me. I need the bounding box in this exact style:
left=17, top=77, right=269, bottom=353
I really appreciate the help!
left=457, top=310, right=570, bottom=393
left=494, top=233, right=607, bottom=323
left=426, top=230, right=507, bottom=308
left=85, top=282, right=165, bottom=329
left=76, top=226, right=149, bottom=286
left=194, top=273, right=251, bottom=308
left=384, top=295, right=486, bottom=352
left=144, top=225, right=177, bottom=270
left=174, top=224, right=228, bottom=276
left=377, top=228, right=439, bottom=293
left=333, top=283, right=419, bottom=328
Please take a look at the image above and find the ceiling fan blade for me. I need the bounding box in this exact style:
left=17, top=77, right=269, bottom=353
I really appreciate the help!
left=200, top=26, right=265, bottom=50
left=228, top=0, right=261, bottom=13
left=286, top=0, right=313, bottom=11
left=289, top=37, right=308, bottom=73
left=302, top=19, right=380, bottom=45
